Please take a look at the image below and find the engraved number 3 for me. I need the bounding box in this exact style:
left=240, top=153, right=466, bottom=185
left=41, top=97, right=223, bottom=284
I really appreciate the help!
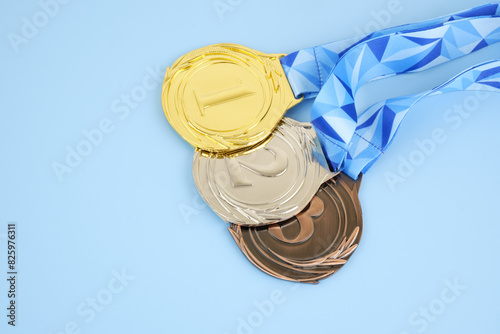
left=268, top=196, right=324, bottom=244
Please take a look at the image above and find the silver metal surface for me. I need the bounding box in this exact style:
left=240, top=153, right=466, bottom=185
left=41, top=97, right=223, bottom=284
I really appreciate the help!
left=193, top=117, right=336, bottom=226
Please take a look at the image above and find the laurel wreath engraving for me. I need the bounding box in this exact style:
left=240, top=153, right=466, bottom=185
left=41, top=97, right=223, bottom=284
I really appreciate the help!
left=230, top=224, right=360, bottom=270
left=267, top=226, right=360, bottom=268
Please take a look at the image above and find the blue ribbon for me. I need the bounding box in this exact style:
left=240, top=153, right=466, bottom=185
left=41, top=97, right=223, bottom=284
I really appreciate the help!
left=343, top=59, right=500, bottom=178
left=281, top=4, right=500, bottom=176
left=281, top=3, right=500, bottom=99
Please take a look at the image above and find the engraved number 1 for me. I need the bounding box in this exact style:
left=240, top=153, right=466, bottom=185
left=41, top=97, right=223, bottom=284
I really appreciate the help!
left=193, top=78, right=255, bottom=116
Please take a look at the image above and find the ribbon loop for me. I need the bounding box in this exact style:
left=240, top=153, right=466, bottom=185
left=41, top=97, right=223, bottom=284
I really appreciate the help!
left=311, top=16, right=500, bottom=171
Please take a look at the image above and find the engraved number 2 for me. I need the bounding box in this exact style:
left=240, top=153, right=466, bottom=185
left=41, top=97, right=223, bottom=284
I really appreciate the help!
left=224, top=147, right=288, bottom=187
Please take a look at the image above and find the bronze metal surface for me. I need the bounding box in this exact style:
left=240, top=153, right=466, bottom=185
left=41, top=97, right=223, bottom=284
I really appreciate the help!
left=229, top=173, right=363, bottom=283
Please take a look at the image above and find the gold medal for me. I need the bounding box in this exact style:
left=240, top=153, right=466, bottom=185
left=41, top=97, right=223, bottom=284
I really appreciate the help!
left=162, top=44, right=301, bottom=153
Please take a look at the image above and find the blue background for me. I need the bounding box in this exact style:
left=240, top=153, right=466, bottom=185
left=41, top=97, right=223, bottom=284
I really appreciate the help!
left=1, top=0, right=499, bottom=333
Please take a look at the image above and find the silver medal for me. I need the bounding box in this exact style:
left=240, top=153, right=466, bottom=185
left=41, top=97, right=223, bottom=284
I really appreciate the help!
left=193, top=118, right=336, bottom=226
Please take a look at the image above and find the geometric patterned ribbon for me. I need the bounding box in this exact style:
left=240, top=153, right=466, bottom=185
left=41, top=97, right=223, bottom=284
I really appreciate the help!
left=343, top=59, right=500, bottom=179
left=281, top=3, right=500, bottom=175
left=303, top=16, right=500, bottom=172
left=311, top=16, right=500, bottom=172
left=281, top=3, right=500, bottom=99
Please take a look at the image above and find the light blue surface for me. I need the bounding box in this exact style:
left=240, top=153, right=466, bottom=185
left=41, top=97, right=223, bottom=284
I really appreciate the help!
left=1, top=1, right=499, bottom=333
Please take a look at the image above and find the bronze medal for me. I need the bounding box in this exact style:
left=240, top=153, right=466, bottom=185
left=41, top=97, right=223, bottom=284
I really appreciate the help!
left=229, top=173, right=363, bottom=283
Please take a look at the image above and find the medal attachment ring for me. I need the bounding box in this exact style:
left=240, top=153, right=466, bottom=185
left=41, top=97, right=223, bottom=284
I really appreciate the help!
left=162, top=43, right=301, bottom=153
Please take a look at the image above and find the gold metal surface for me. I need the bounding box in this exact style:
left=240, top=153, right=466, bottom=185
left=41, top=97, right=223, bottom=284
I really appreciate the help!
left=162, top=44, right=302, bottom=154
